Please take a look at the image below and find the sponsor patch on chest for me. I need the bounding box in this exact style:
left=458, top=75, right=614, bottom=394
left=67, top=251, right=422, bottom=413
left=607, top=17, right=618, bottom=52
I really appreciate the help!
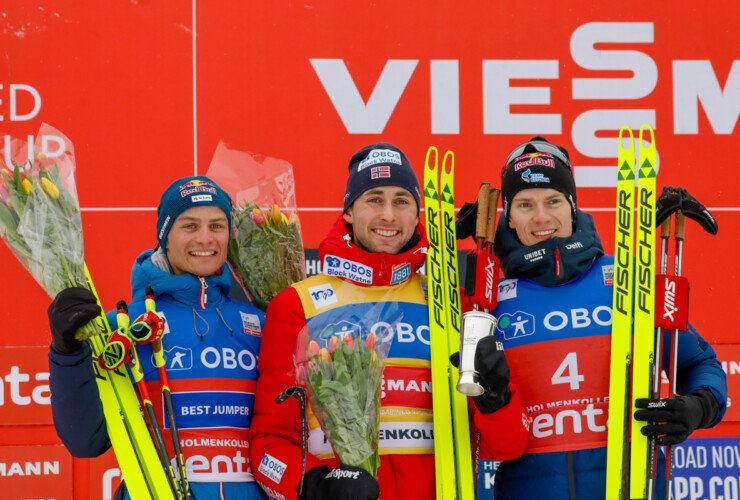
left=240, top=312, right=262, bottom=336
left=497, top=279, right=518, bottom=301
left=601, top=265, right=614, bottom=286
left=323, top=255, right=373, bottom=285
left=308, top=283, right=338, bottom=309
left=390, top=263, right=412, bottom=285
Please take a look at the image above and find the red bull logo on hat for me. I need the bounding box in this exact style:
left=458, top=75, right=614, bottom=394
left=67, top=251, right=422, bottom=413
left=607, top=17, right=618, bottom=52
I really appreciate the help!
left=180, top=179, right=218, bottom=197
left=513, top=153, right=555, bottom=171
left=180, top=179, right=210, bottom=188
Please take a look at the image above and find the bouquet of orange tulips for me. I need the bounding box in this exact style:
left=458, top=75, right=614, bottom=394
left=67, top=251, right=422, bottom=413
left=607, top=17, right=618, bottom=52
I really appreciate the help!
left=296, top=303, right=401, bottom=478
left=228, top=202, right=305, bottom=311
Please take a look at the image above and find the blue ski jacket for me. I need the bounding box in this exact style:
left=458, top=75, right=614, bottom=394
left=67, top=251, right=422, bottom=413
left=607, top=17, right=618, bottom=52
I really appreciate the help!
left=489, top=210, right=727, bottom=500
left=48, top=250, right=267, bottom=500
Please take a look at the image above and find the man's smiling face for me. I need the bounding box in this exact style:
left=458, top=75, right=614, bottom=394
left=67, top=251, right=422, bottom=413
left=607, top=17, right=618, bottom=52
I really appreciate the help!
left=508, top=188, right=573, bottom=247
left=343, top=186, right=418, bottom=254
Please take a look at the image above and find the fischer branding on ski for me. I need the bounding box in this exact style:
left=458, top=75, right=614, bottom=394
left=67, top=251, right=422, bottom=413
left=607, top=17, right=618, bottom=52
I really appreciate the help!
left=423, top=146, right=457, bottom=500
left=439, top=151, right=475, bottom=500
left=629, top=125, right=657, bottom=500
left=606, top=126, right=636, bottom=500
left=85, top=265, right=176, bottom=499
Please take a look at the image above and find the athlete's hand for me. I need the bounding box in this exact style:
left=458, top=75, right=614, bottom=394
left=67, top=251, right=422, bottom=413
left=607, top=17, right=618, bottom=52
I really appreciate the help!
left=633, top=393, right=706, bottom=445
left=450, top=335, right=511, bottom=414
left=455, top=200, right=478, bottom=241
left=300, top=465, right=379, bottom=500
left=48, top=287, right=101, bottom=353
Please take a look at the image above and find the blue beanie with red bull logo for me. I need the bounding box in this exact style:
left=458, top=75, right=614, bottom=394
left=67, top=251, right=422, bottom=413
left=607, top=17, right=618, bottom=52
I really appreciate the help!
left=343, top=143, right=420, bottom=212
left=156, top=175, right=233, bottom=253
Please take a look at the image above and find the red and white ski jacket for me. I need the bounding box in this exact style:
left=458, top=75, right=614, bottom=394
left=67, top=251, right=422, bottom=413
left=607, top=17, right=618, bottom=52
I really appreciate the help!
left=249, top=216, right=528, bottom=500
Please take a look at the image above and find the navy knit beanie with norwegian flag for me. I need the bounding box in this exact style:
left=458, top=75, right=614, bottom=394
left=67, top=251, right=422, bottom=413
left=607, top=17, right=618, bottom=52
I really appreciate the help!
left=343, top=143, right=420, bottom=212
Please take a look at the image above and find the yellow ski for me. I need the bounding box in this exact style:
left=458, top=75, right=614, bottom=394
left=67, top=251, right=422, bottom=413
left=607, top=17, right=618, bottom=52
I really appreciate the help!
left=85, top=265, right=176, bottom=499
left=440, top=151, right=474, bottom=500
left=605, top=126, right=636, bottom=500
left=423, top=146, right=457, bottom=500
left=629, top=125, right=657, bottom=500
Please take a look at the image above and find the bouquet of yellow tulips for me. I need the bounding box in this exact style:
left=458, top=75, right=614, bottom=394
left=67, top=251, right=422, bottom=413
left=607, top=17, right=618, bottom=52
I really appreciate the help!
left=228, top=201, right=305, bottom=311
left=0, top=129, right=97, bottom=338
left=296, top=302, right=401, bottom=478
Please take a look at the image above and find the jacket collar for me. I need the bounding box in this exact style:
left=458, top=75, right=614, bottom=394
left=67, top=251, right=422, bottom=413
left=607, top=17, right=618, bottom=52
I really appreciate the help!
left=318, top=215, right=428, bottom=287
left=130, top=249, right=231, bottom=308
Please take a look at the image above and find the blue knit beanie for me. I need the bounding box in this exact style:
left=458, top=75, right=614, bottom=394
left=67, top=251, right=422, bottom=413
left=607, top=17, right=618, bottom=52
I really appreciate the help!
left=343, top=143, right=420, bottom=212
left=156, top=176, right=233, bottom=253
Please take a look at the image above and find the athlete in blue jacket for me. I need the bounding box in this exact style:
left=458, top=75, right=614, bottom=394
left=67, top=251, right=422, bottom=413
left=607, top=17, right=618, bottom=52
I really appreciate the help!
left=458, top=137, right=727, bottom=499
left=47, top=176, right=267, bottom=500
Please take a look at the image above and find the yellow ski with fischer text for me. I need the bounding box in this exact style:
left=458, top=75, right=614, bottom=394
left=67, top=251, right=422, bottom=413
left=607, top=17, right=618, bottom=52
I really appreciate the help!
left=423, top=147, right=457, bottom=500
left=85, top=264, right=176, bottom=499
left=629, top=126, right=657, bottom=500
left=605, top=127, right=636, bottom=500
left=439, top=151, right=475, bottom=500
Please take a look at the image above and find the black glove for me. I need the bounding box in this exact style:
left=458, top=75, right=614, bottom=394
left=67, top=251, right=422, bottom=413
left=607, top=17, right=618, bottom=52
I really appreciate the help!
left=455, top=200, right=478, bottom=241
left=299, top=465, right=379, bottom=500
left=633, top=391, right=716, bottom=445
left=48, top=287, right=101, bottom=353
left=450, top=335, right=511, bottom=414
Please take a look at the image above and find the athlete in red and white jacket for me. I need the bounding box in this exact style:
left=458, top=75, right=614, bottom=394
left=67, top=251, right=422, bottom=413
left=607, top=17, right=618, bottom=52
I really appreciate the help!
left=249, top=143, right=529, bottom=500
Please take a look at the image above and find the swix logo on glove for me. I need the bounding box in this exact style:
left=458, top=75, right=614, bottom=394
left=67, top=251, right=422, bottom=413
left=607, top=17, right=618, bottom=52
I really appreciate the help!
left=647, top=401, right=668, bottom=409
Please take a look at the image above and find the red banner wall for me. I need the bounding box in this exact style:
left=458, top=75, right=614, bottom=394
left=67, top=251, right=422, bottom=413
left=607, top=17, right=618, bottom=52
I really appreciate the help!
left=1, top=1, right=738, bottom=497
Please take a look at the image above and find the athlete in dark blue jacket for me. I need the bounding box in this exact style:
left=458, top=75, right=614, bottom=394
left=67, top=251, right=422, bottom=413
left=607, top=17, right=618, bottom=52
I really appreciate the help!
left=459, top=137, right=727, bottom=499
left=47, top=176, right=267, bottom=500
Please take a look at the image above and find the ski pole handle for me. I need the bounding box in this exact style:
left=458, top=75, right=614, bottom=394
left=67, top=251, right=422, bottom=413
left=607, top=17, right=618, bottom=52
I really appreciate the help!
left=486, top=188, right=500, bottom=249
left=675, top=211, right=686, bottom=240
left=660, top=217, right=671, bottom=239
left=475, top=183, right=490, bottom=248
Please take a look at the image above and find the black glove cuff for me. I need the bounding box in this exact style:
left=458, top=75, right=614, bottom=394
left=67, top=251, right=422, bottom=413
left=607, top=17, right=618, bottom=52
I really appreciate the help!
left=53, top=336, right=83, bottom=354
left=474, top=386, right=511, bottom=414
left=299, top=466, right=331, bottom=500
left=688, top=389, right=720, bottom=430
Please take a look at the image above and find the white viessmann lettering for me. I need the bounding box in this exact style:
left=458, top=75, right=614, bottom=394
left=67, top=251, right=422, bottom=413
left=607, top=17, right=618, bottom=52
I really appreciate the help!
left=0, top=461, right=59, bottom=476
left=0, top=366, right=50, bottom=406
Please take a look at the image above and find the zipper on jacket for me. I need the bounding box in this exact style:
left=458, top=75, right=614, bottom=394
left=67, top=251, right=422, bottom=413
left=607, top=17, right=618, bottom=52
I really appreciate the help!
left=555, top=248, right=561, bottom=278
left=198, top=277, right=208, bottom=309
left=378, top=256, right=386, bottom=279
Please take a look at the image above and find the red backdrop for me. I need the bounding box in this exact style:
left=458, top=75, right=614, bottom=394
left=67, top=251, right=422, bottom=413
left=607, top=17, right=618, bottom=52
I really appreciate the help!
left=1, top=1, right=738, bottom=498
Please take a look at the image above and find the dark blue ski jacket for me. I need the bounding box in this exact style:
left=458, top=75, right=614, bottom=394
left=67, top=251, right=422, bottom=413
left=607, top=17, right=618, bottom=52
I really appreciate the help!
left=48, top=250, right=267, bottom=500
